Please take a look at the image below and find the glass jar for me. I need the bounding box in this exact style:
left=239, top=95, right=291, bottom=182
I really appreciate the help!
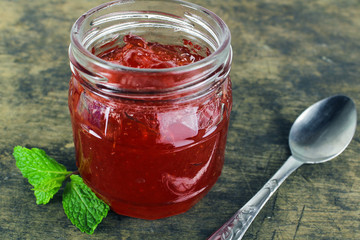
left=68, top=0, right=232, bottom=220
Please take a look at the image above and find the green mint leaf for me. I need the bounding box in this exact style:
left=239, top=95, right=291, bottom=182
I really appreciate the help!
left=13, top=146, right=71, bottom=204
left=62, top=175, right=109, bottom=234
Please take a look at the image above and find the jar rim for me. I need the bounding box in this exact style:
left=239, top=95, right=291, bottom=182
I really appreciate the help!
left=70, top=0, right=231, bottom=73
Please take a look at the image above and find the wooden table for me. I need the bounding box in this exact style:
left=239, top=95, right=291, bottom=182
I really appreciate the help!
left=1, top=0, right=359, bottom=239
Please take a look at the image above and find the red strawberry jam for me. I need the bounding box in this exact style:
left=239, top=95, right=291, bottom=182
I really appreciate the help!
left=68, top=34, right=232, bottom=219
left=98, top=34, right=209, bottom=68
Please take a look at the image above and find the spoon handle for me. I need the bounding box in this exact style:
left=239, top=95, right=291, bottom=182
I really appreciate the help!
left=208, top=156, right=303, bottom=240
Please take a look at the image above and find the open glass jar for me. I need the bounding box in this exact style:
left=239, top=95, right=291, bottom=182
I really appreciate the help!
left=68, top=0, right=232, bottom=220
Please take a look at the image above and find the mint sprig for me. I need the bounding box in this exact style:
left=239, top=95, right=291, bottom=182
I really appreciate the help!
left=13, top=146, right=109, bottom=234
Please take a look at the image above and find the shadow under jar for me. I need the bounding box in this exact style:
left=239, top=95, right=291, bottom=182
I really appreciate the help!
left=68, top=0, right=232, bottom=220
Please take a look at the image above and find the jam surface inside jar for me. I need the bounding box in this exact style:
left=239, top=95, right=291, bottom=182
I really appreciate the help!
left=69, top=34, right=232, bottom=220
left=97, top=34, right=210, bottom=69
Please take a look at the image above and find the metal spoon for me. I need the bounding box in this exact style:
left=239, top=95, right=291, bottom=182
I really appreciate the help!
left=208, top=95, right=357, bottom=240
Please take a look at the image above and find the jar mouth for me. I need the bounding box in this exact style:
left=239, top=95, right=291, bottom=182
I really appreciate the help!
left=70, top=0, right=231, bottom=73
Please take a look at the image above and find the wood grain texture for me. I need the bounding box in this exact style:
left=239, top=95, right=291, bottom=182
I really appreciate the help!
left=1, top=0, right=359, bottom=239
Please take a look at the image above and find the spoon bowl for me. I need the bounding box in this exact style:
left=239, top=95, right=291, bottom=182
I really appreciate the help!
left=209, top=95, right=357, bottom=240
left=290, top=95, right=357, bottom=163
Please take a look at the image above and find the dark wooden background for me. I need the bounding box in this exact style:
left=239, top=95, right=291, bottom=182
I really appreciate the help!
left=1, top=0, right=359, bottom=239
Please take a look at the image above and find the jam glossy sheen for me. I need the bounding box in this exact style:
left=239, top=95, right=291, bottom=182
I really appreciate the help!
left=69, top=35, right=232, bottom=219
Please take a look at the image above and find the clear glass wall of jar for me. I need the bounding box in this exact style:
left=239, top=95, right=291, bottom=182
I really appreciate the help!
left=68, top=0, right=232, bottom=220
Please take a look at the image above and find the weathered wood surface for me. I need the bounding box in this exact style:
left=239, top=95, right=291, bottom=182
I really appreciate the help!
left=1, top=0, right=359, bottom=239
